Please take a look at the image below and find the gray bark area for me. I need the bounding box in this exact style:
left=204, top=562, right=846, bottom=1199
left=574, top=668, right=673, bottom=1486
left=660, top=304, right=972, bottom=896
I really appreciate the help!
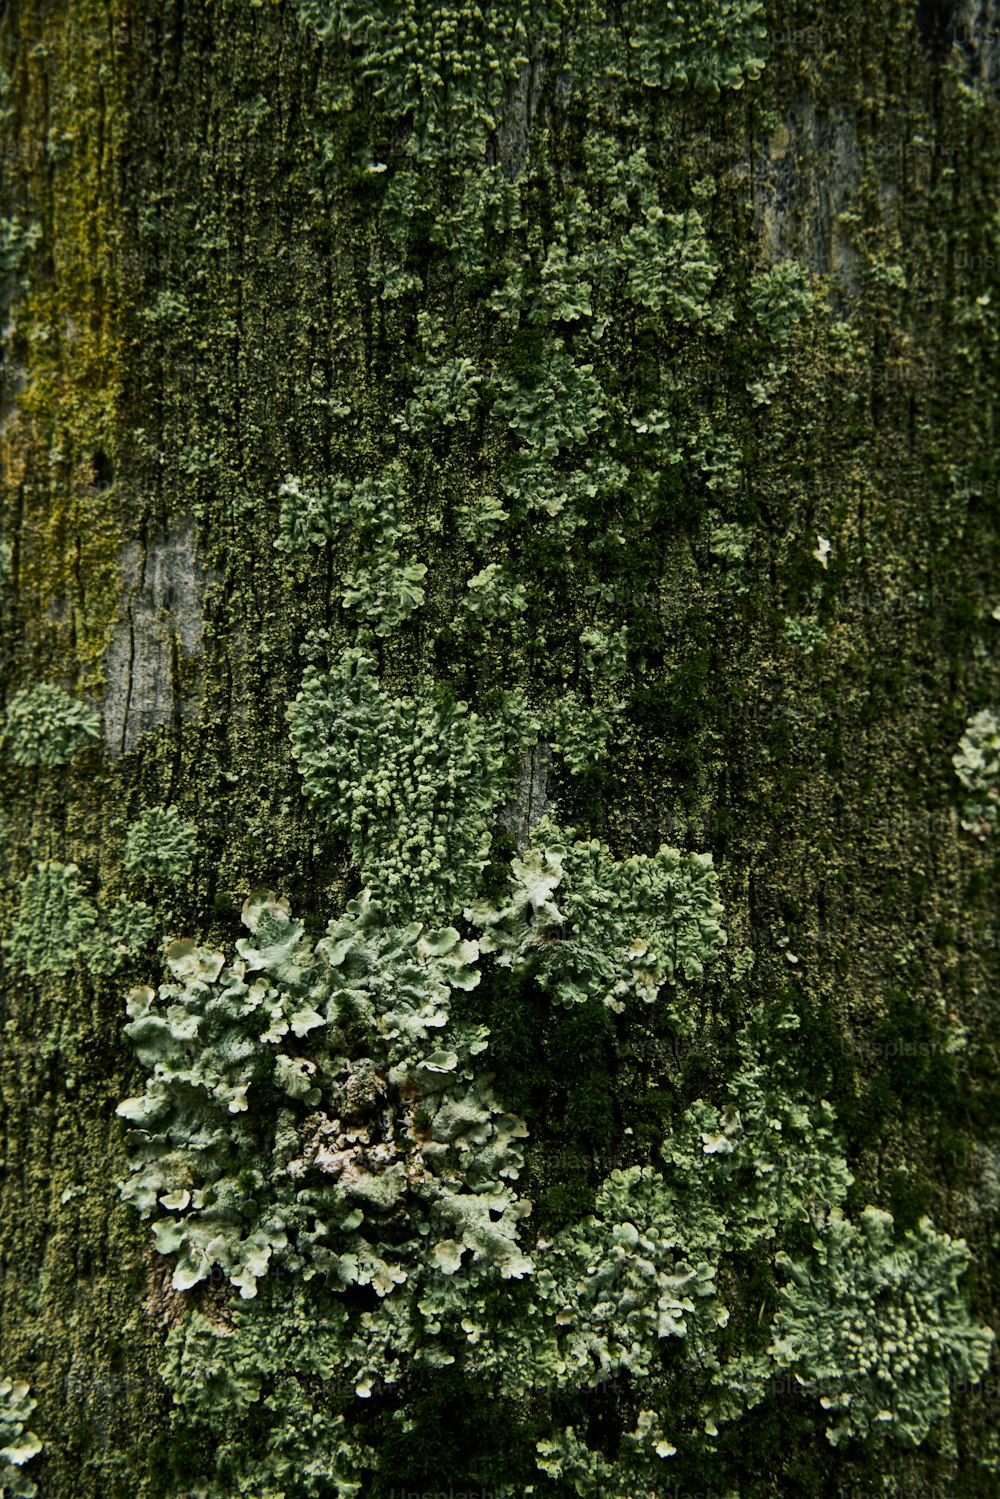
left=103, top=522, right=217, bottom=756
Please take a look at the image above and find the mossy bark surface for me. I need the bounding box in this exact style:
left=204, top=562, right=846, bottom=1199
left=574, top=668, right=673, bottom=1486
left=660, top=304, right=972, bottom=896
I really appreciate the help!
left=0, top=1, right=998, bottom=1495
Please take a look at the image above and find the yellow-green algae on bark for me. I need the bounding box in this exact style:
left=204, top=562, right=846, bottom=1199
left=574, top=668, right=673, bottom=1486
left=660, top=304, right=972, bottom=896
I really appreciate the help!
left=1, top=1, right=133, bottom=688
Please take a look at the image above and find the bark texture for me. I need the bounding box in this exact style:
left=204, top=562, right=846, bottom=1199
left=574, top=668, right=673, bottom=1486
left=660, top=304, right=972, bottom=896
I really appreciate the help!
left=0, top=1, right=997, bottom=1496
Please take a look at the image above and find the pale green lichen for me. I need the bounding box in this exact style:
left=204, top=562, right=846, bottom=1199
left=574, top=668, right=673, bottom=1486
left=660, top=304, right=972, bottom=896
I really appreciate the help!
left=579, top=625, right=628, bottom=682
left=466, top=817, right=727, bottom=1024
left=5, top=862, right=100, bottom=977
left=272, top=474, right=353, bottom=552
left=619, top=0, right=767, bottom=95
left=513, top=1008, right=993, bottom=1492
left=295, top=0, right=546, bottom=163
left=493, top=344, right=607, bottom=460
left=783, top=613, right=827, bottom=654
left=394, top=349, right=484, bottom=434
left=620, top=205, right=719, bottom=323
left=0, top=217, right=41, bottom=275
left=116, top=889, right=528, bottom=1302
left=86, top=896, right=158, bottom=976
left=5, top=863, right=155, bottom=978
left=2, top=683, right=101, bottom=768
left=275, top=468, right=427, bottom=636
left=452, top=563, right=528, bottom=636
left=770, top=1208, right=995, bottom=1446
left=750, top=261, right=815, bottom=344
left=0, top=1376, right=42, bottom=1499
left=953, top=707, right=1000, bottom=835
left=287, top=649, right=510, bottom=917
left=124, top=806, right=198, bottom=886
left=547, top=692, right=619, bottom=773
left=161, top=1293, right=372, bottom=1498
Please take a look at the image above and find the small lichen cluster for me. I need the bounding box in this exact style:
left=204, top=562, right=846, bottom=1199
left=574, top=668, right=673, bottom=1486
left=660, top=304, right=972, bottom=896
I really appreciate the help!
left=548, top=692, right=619, bottom=774
left=750, top=261, right=815, bottom=344
left=296, top=0, right=544, bottom=162
left=287, top=649, right=511, bottom=918
left=124, top=805, right=198, bottom=886
left=161, top=1289, right=375, bottom=1499
left=5, top=862, right=154, bottom=978
left=771, top=1207, right=995, bottom=1446
left=466, top=817, right=727, bottom=1024
left=953, top=707, right=1000, bottom=835
left=0, top=1376, right=42, bottom=1499
left=275, top=467, right=427, bottom=637
left=0, top=216, right=41, bottom=275
left=619, top=0, right=766, bottom=95
left=2, top=683, right=100, bottom=768
left=515, top=1013, right=860, bottom=1490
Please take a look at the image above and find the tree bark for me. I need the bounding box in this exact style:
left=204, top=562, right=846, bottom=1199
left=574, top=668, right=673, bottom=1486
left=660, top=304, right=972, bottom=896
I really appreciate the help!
left=0, top=1, right=997, bottom=1496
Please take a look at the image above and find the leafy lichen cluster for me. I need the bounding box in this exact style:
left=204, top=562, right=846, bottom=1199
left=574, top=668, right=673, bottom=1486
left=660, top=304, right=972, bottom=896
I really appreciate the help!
left=275, top=468, right=428, bottom=637
left=117, top=859, right=993, bottom=1494
left=771, top=1207, right=994, bottom=1447
left=116, top=888, right=527, bottom=1304
left=123, top=806, right=198, bottom=888
left=287, top=650, right=512, bottom=918
left=1, top=683, right=101, bottom=768
left=5, top=862, right=155, bottom=978
left=467, top=816, right=727, bottom=1020
left=0, top=1377, right=42, bottom=1499
left=953, top=707, right=1000, bottom=836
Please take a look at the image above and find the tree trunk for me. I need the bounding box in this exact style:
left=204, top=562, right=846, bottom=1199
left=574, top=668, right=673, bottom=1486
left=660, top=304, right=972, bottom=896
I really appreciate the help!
left=0, top=2, right=997, bottom=1496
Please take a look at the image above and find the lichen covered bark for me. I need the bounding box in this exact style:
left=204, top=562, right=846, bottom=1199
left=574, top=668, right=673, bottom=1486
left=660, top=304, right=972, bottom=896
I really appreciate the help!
left=0, top=0, right=998, bottom=1495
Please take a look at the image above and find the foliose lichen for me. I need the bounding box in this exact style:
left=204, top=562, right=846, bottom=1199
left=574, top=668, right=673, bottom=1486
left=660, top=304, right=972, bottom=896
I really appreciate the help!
left=465, top=816, right=727, bottom=1023
left=953, top=707, right=1000, bottom=836
left=0, top=1376, right=42, bottom=1499
left=5, top=863, right=100, bottom=977
left=770, top=1207, right=995, bottom=1447
left=287, top=649, right=512, bottom=918
left=275, top=468, right=427, bottom=637
left=119, top=926, right=993, bottom=1495
left=116, top=889, right=528, bottom=1302
left=2, top=683, right=101, bottom=768
left=6, top=862, right=155, bottom=978
left=124, top=805, right=198, bottom=886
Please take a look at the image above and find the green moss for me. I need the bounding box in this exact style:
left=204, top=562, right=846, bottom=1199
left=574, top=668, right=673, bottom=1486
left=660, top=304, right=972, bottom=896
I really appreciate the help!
left=3, top=2, right=130, bottom=685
